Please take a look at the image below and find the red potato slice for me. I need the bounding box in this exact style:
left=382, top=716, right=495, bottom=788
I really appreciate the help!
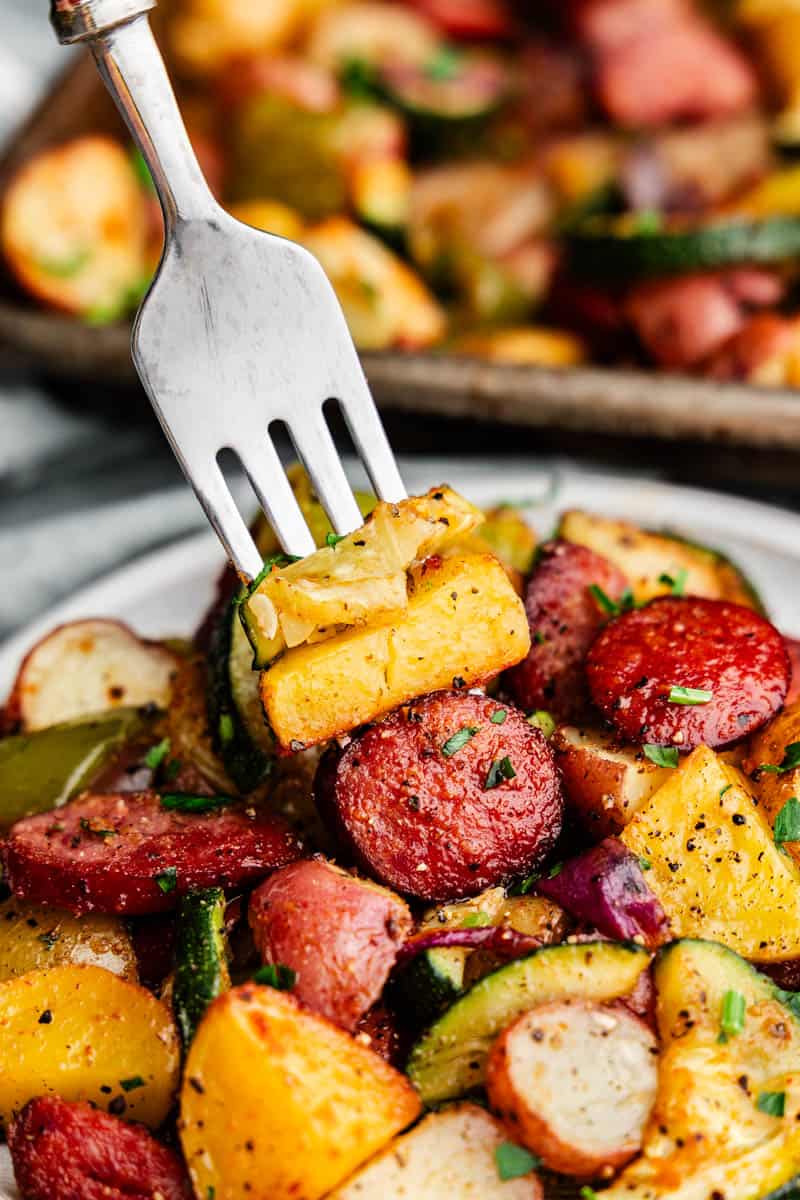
left=1, top=136, right=149, bottom=318
left=249, top=857, right=412, bottom=1030
left=330, top=1103, right=542, bottom=1199
left=552, top=724, right=674, bottom=836
left=4, top=620, right=179, bottom=733
left=487, top=1000, right=658, bottom=1178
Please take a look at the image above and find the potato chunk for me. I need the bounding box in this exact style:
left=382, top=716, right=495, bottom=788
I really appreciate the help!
left=487, top=1001, right=658, bottom=1177
left=179, top=982, right=420, bottom=1200
left=621, top=745, right=800, bottom=961
left=260, top=553, right=530, bottom=748
left=744, top=699, right=800, bottom=870
left=0, top=899, right=137, bottom=983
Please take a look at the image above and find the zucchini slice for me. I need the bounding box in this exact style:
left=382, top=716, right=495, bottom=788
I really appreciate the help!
left=207, top=599, right=275, bottom=794
left=407, top=940, right=650, bottom=1106
left=566, top=215, right=800, bottom=281
left=379, top=49, right=510, bottom=130
left=557, top=509, right=763, bottom=611
left=173, top=887, right=230, bottom=1048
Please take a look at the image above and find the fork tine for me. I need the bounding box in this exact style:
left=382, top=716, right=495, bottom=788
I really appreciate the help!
left=237, top=438, right=317, bottom=560
left=195, top=460, right=264, bottom=581
left=338, top=389, right=406, bottom=503
left=288, top=413, right=364, bottom=535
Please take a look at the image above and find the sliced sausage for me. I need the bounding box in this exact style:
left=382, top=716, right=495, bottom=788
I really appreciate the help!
left=487, top=1000, right=658, bottom=1177
left=507, top=540, right=628, bottom=722
left=315, top=691, right=563, bottom=902
left=8, top=1095, right=191, bottom=1200
left=249, top=857, right=412, bottom=1031
left=4, top=791, right=300, bottom=916
left=586, top=596, right=790, bottom=751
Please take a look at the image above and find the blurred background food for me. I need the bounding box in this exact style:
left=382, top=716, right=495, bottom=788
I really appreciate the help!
left=10, top=0, right=800, bottom=383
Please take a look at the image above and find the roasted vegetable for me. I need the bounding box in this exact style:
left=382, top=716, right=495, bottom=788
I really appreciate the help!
left=179, top=982, right=421, bottom=1200
left=173, top=887, right=230, bottom=1047
left=744, top=700, right=800, bottom=870
left=0, top=964, right=180, bottom=1129
left=330, top=1103, right=542, bottom=1198
left=5, top=619, right=177, bottom=733
left=0, top=898, right=138, bottom=983
left=620, top=746, right=800, bottom=962
left=260, top=551, right=529, bottom=748
left=407, top=940, right=650, bottom=1105
left=487, top=1000, right=658, bottom=1177
left=1, top=136, right=150, bottom=320
left=603, top=939, right=800, bottom=1200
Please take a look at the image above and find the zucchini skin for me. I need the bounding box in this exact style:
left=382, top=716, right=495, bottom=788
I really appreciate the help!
left=567, top=216, right=800, bottom=280
left=391, top=948, right=465, bottom=1028
left=173, top=887, right=230, bottom=1047
left=206, top=598, right=273, bottom=794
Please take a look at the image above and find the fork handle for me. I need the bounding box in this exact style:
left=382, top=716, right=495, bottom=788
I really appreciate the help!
left=50, top=0, right=216, bottom=226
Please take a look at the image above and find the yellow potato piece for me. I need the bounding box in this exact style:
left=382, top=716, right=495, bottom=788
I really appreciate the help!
left=0, top=965, right=180, bottom=1128
left=180, top=982, right=421, bottom=1200
left=0, top=899, right=137, bottom=984
left=621, top=746, right=800, bottom=961
left=452, top=327, right=586, bottom=367
left=260, top=552, right=530, bottom=747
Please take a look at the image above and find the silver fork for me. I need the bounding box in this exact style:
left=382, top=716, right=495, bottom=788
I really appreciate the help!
left=49, top=0, right=406, bottom=579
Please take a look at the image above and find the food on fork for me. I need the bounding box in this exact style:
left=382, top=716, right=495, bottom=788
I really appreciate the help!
left=0, top=474, right=799, bottom=1199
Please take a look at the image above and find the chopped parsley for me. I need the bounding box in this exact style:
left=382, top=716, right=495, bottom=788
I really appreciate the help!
left=644, top=744, right=679, bottom=768
left=484, top=757, right=517, bottom=790
left=718, top=989, right=746, bottom=1042
left=120, top=1076, right=145, bottom=1093
left=160, top=793, right=236, bottom=815
left=758, top=743, right=800, bottom=776
left=462, top=911, right=491, bottom=929
left=154, top=867, right=178, bottom=895
left=235, top=553, right=302, bottom=606
left=589, top=583, right=632, bottom=616
left=527, top=710, right=555, bottom=738
left=254, top=963, right=297, bottom=991
left=441, top=726, right=480, bottom=757
left=144, top=738, right=171, bottom=770
left=508, top=871, right=539, bottom=896
left=218, top=713, right=235, bottom=745
left=633, top=208, right=663, bottom=235
left=581, top=1189, right=599, bottom=1200
left=547, top=861, right=563, bottom=880
left=774, top=797, right=800, bottom=849
left=490, top=709, right=508, bottom=725
left=668, top=685, right=713, bottom=706
left=533, top=631, right=547, bottom=645
left=495, top=1141, right=540, bottom=1181
left=659, top=568, right=688, bottom=596
left=719, top=784, right=733, bottom=798
left=757, top=1091, right=786, bottom=1117
left=78, top=818, right=115, bottom=840
left=326, top=532, right=346, bottom=548
left=638, top=857, right=652, bottom=872
left=38, top=931, right=59, bottom=950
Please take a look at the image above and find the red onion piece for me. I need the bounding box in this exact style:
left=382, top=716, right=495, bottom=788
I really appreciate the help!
left=538, top=837, right=669, bottom=950
left=394, top=924, right=541, bottom=968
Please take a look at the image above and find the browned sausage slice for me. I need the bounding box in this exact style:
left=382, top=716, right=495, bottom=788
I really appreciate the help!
left=4, top=791, right=300, bottom=915
left=249, top=857, right=412, bottom=1030
left=507, top=540, right=628, bottom=722
left=586, top=596, right=790, bottom=751
left=315, top=691, right=563, bottom=901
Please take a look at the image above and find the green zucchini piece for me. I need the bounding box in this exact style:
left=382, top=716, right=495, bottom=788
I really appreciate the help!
left=173, top=887, right=230, bottom=1047
left=764, top=1178, right=800, bottom=1200
left=407, top=939, right=650, bottom=1106
left=0, top=708, right=150, bottom=833
left=566, top=215, right=800, bottom=281
left=557, top=509, right=763, bottom=611
left=207, top=598, right=275, bottom=793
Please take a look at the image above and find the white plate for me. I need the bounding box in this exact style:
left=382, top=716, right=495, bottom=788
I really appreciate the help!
left=0, top=458, right=799, bottom=1197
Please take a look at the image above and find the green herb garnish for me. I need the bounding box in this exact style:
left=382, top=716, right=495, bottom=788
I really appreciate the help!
left=719, top=989, right=746, bottom=1042
left=508, top=871, right=539, bottom=896
left=758, top=743, right=800, bottom=775
left=425, top=44, right=463, bottom=81
left=144, top=738, right=171, bottom=770
left=581, top=1189, right=599, bottom=1200
left=644, top=744, right=679, bottom=768
left=160, top=793, right=236, bottom=815
left=326, top=532, right=346, bottom=547
left=589, top=584, right=635, bottom=617
left=154, top=867, right=178, bottom=894
left=490, top=709, right=508, bottom=725
left=495, top=1141, right=540, bottom=1181
left=720, top=784, right=733, bottom=798
left=547, top=862, right=563, bottom=880
left=774, top=797, right=800, bottom=849
left=462, top=911, right=492, bottom=929
left=634, top=208, right=663, bottom=235
left=254, top=963, right=297, bottom=991
left=120, top=1076, right=145, bottom=1092
left=668, top=685, right=713, bottom=706
left=638, top=857, right=652, bottom=871
left=441, top=726, right=480, bottom=757
left=235, top=553, right=303, bottom=607
left=218, top=713, right=235, bottom=745
left=38, top=931, right=59, bottom=950
left=757, top=1091, right=786, bottom=1117
left=658, top=568, right=689, bottom=596
left=484, top=757, right=516, bottom=790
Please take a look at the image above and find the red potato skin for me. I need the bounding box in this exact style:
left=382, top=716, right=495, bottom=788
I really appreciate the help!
left=586, top=597, right=790, bottom=751
left=8, top=1096, right=191, bottom=1200
left=406, top=0, right=515, bottom=39
left=249, top=857, right=412, bottom=1031
left=786, top=638, right=800, bottom=706
left=315, top=691, right=563, bottom=902
left=4, top=791, right=300, bottom=916
left=704, top=313, right=800, bottom=382
left=506, top=540, right=628, bottom=723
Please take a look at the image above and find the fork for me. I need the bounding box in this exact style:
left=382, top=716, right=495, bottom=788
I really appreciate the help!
left=49, top=0, right=406, bottom=579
